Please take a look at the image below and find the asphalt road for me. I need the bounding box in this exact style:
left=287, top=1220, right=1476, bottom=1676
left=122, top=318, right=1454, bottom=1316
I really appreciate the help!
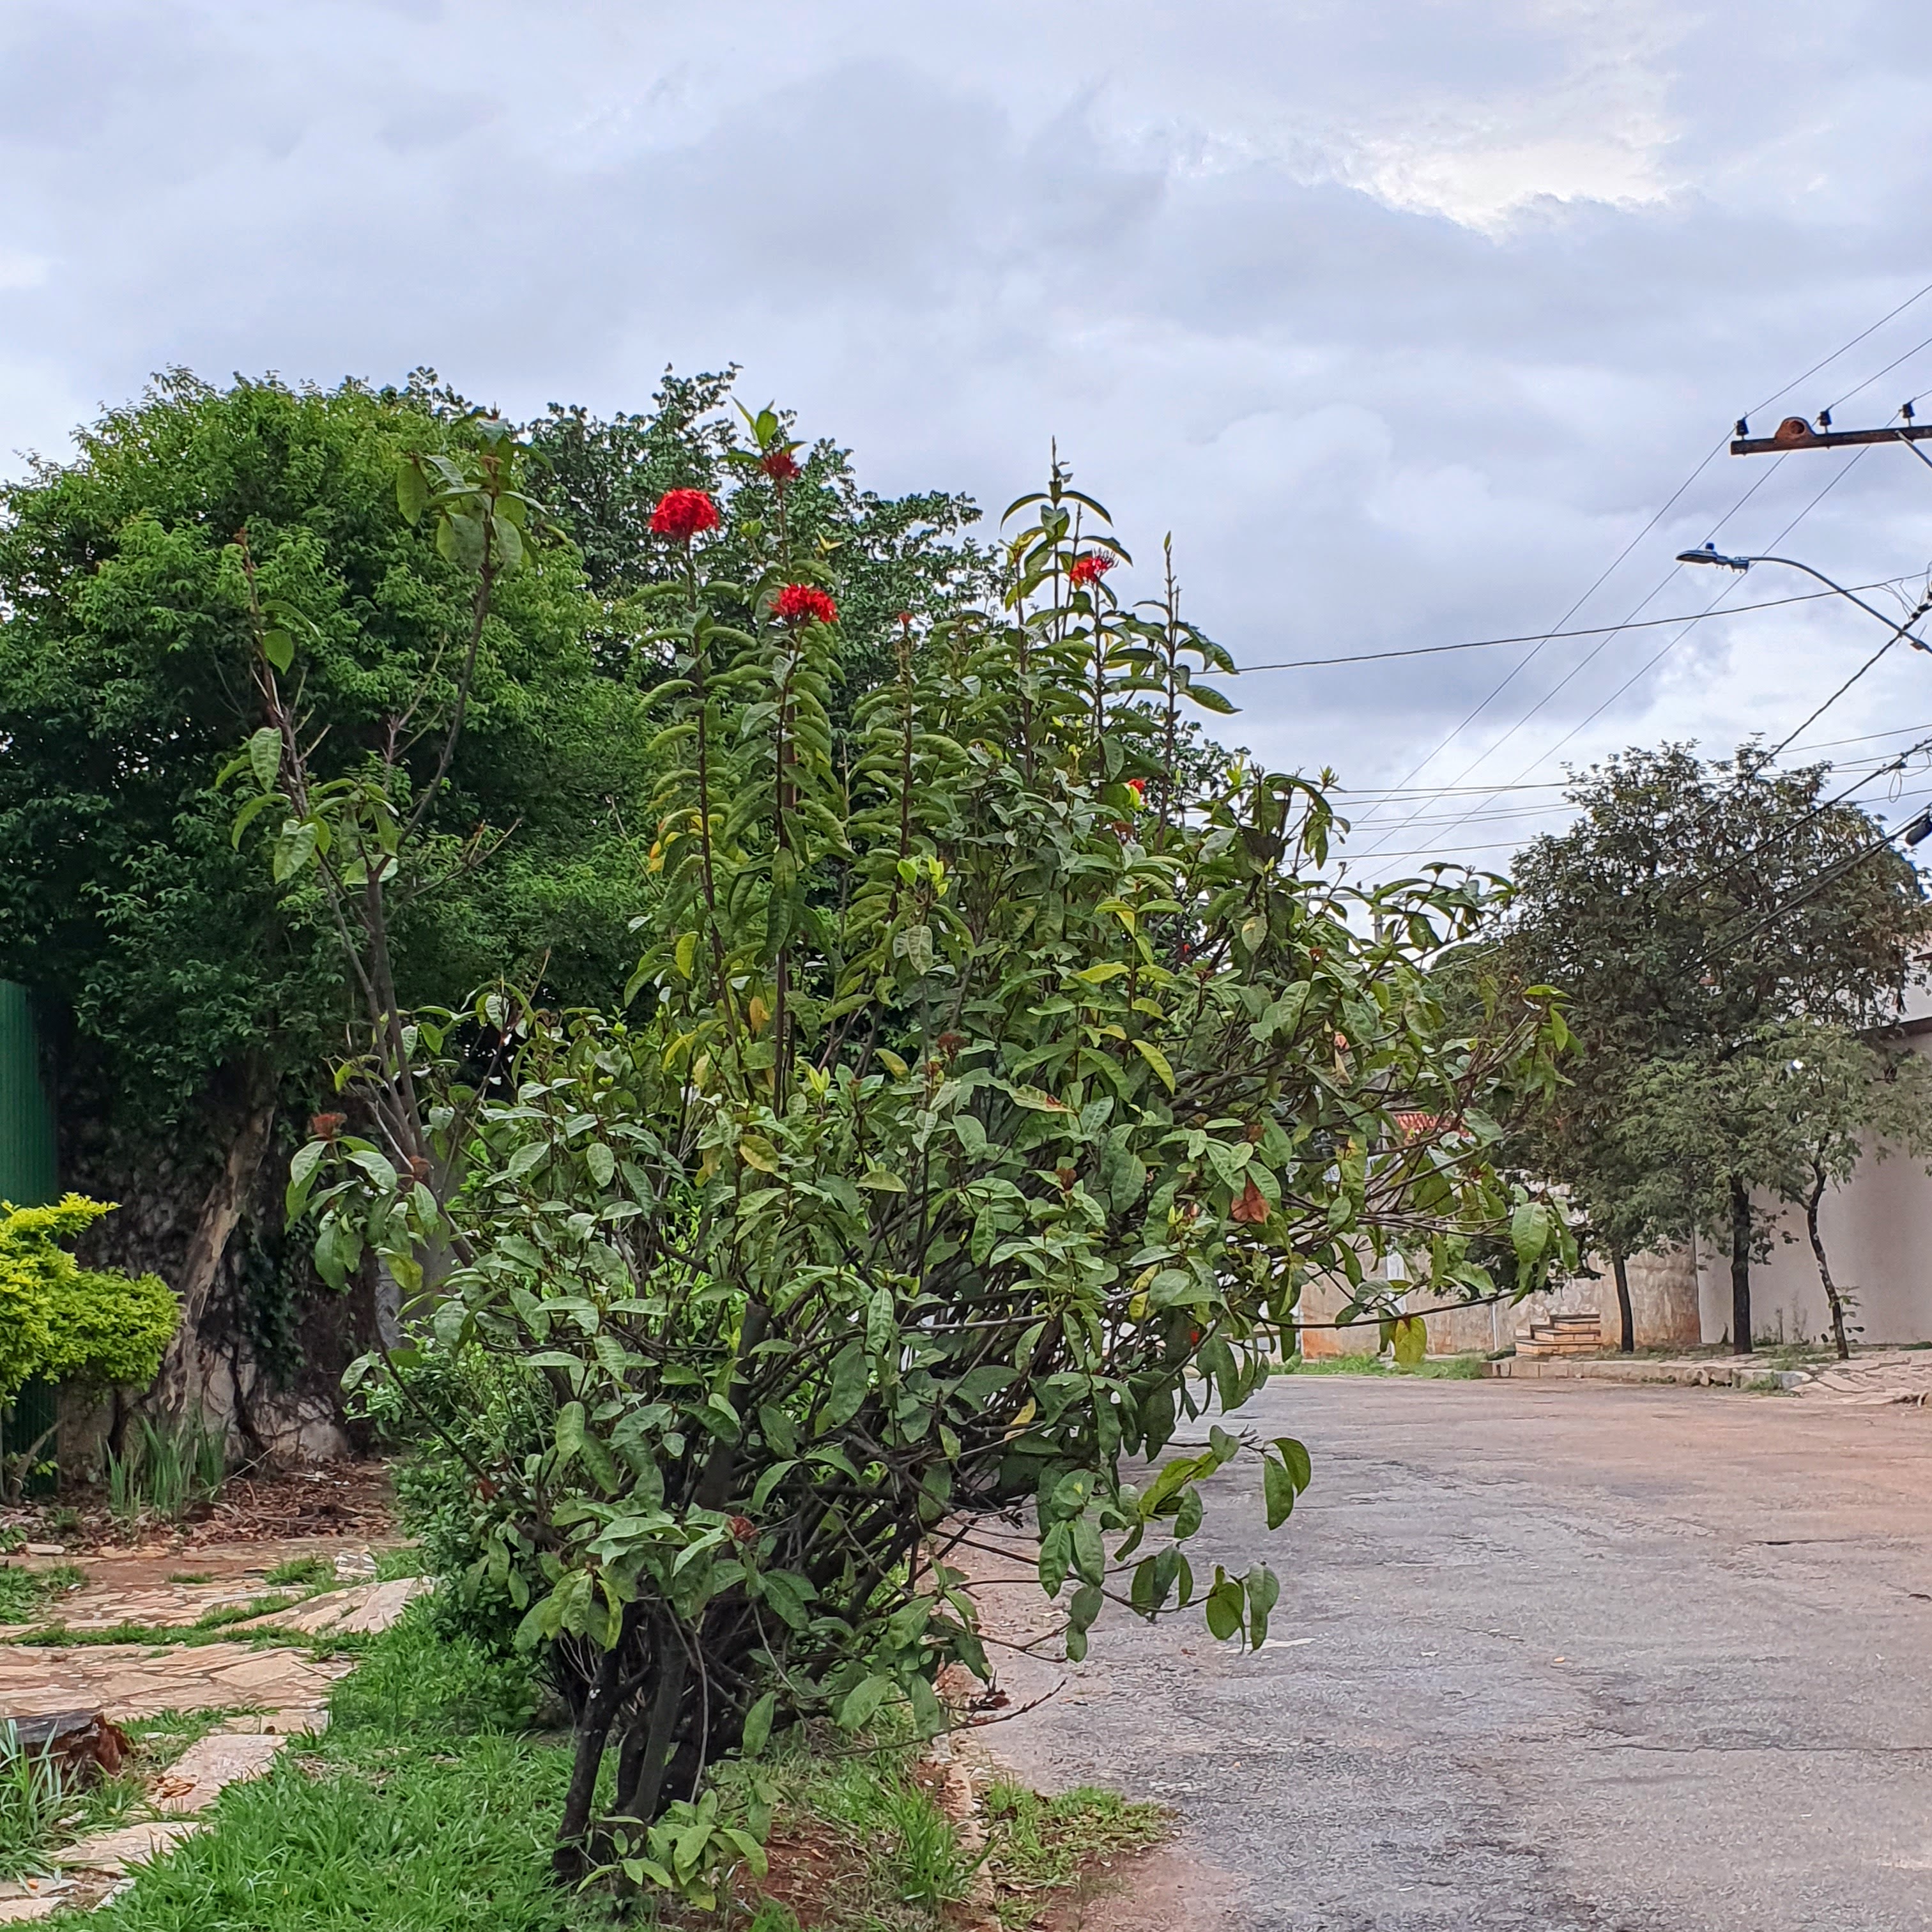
left=973, top=1377, right=1932, bottom=1931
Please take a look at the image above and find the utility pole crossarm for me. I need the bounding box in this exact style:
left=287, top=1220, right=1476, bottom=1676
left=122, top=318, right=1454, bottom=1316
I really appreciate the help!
left=1731, top=417, right=1932, bottom=456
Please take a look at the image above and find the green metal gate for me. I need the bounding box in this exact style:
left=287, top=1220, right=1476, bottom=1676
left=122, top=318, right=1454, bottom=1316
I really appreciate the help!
left=0, top=982, right=59, bottom=1488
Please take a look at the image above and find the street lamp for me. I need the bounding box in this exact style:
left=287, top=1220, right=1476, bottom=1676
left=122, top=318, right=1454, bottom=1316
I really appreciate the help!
left=1675, top=545, right=1932, bottom=654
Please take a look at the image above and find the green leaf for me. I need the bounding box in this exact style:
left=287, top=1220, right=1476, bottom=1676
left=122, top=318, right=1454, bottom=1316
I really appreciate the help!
left=1510, top=1200, right=1550, bottom=1268
left=555, top=1402, right=587, bottom=1468
left=247, top=726, right=282, bottom=792
left=586, top=1142, right=616, bottom=1188
left=261, top=627, right=295, bottom=674
left=1245, top=1563, right=1281, bottom=1648
left=1263, top=1455, right=1298, bottom=1531
left=1204, top=1568, right=1244, bottom=1642
left=1271, top=1436, right=1313, bottom=1492
left=837, top=1673, right=893, bottom=1732
left=1392, top=1314, right=1427, bottom=1370
left=396, top=456, right=431, bottom=525
left=820, top=1341, right=869, bottom=1431
left=859, top=1167, right=907, bottom=1192
left=741, top=1690, right=778, bottom=1758
left=1131, top=1038, right=1175, bottom=1092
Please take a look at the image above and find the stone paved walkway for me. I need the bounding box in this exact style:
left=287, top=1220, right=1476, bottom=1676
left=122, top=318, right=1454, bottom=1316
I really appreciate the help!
left=0, top=1548, right=426, bottom=1921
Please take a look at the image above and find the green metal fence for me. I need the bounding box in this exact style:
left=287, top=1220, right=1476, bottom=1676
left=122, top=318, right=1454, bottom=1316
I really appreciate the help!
left=0, top=981, right=59, bottom=1489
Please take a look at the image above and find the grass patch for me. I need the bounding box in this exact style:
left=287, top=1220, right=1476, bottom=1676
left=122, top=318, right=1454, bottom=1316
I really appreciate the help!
left=69, top=1606, right=1162, bottom=1932
left=261, top=1556, right=334, bottom=1590
left=1276, top=1352, right=1485, bottom=1380
left=165, top=1573, right=215, bottom=1586
left=0, top=1562, right=84, bottom=1623
left=73, top=1613, right=592, bottom=1932
left=374, top=1546, right=426, bottom=1583
left=0, top=1709, right=228, bottom=1884
left=983, top=1781, right=1165, bottom=1924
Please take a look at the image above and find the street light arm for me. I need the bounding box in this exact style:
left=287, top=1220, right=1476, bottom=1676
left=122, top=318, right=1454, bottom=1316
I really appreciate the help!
left=1736, top=556, right=1928, bottom=644
left=1678, top=549, right=1932, bottom=652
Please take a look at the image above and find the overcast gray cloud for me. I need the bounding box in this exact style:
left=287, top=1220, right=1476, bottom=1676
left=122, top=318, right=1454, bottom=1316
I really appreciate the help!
left=7, top=0, right=1932, bottom=867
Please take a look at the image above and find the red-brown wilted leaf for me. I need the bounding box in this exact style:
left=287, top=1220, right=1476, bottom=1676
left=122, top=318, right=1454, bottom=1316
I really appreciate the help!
left=1230, top=1177, right=1269, bottom=1225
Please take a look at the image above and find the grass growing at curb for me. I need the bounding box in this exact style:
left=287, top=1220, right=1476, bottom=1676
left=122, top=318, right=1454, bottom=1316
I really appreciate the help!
left=1275, top=1352, right=1487, bottom=1379
left=66, top=1604, right=1166, bottom=1932
left=981, top=1782, right=1166, bottom=1927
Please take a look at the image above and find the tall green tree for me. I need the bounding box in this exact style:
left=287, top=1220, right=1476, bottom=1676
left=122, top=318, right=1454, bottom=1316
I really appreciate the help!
left=1619, top=1022, right=1932, bottom=1360
left=1503, top=744, right=1929, bottom=1352
left=0, top=373, right=642, bottom=1418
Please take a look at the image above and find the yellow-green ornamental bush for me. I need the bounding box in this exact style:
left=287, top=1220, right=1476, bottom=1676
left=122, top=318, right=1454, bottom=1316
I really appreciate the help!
left=0, top=1195, right=178, bottom=1405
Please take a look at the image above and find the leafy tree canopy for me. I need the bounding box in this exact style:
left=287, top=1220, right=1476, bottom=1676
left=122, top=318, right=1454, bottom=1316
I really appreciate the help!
left=0, top=371, right=632, bottom=1127
left=1500, top=742, right=1931, bottom=1345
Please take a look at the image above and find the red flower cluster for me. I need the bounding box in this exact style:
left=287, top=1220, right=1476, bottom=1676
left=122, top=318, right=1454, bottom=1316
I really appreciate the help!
left=760, top=447, right=801, bottom=485
left=650, top=488, right=719, bottom=541
left=776, top=583, right=838, bottom=625
left=1126, top=776, right=1146, bottom=799
left=1068, top=553, right=1116, bottom=586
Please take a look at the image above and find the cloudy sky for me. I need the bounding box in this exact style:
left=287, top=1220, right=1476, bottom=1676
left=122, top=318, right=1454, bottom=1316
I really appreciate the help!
left=8, top=0, right=1932, bottom=870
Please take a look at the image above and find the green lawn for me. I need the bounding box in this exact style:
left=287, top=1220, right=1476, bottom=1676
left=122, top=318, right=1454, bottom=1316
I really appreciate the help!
left=1275, top=1351, right=1487, bottom=1379
left=67, top=1605, right=1161, bottom=1931
left=73, top=1617, right=606, bottom=1932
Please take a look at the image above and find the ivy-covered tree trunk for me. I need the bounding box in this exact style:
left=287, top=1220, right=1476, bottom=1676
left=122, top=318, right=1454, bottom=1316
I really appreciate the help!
left=1728, top=1173, right=1752, bottom=1356
left=154, top=1059, right=278, bottom=1419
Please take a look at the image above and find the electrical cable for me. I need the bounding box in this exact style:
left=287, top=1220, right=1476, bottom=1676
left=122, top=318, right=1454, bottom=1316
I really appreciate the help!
left=1218, top=577, right=1914, bottom=674
left=1746, top=276, right=1932, bottom=420
left=1337, top=440, right=1733, bottom=836
left=1415, top=447, right=1874, bottom=847
left=1349, top=454, right=1794, bottom=858
left=1344, top=284, right=1932, bottom=854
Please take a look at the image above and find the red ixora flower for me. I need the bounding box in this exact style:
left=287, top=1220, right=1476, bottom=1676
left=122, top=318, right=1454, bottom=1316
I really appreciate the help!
left=1068, top=553, right=1116, bottom=586
left=650, top=488, right=719, bottom=542
left=1126, top=777, right=1146, bottom=799
left=776, top=583, right=838, bottom=625
left=760, top=447, right=801, bottom=485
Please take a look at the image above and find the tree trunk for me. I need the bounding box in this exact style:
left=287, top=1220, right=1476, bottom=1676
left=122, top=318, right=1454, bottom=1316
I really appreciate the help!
left=1805, top=1163, right=1851, bottom=1361
left=1728, top=1174, right=1752, bottom=1357
left=1610, top=1245, right=1635, bottom=1354
left=155, top=1063, right=277, bottom=1420
left=553, top=1643, right=625, bottom=1885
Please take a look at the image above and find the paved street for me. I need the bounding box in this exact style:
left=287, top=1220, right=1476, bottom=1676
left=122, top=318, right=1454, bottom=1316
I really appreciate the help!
left=976, top=1377, right=1932, bottom=1931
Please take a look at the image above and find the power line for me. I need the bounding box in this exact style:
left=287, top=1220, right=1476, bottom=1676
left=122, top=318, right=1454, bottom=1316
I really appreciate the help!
left=1350, top=284, right=1932, bottom=852
left=1328, top=723, right=1932, bottom=808
left=1340, top=441, right=1733, bottom=835
left=1748, top=276, right=1932, bottom=419
left=1218, top=578, right=1913, bottom=674
left=1426, top=446, right=1873, bottom=838
left=1351, top=454, right=1794, bottom=857
left=1827, top=326, right=1932, bottom=417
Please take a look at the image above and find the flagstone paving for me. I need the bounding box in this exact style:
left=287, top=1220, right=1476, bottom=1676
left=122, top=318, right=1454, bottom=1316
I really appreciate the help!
left=0, top=1537, right=393, bottom=1637
left=0, top=1639, right=353, bottom=1722
left=0, top=1540, right=427, bottom=1919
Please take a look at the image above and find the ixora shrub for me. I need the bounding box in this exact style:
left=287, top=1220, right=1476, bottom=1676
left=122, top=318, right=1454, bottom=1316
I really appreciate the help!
left=0, top=1197, right=178, bottom=1494
left=243, top=427, right=1572, bottom=1886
